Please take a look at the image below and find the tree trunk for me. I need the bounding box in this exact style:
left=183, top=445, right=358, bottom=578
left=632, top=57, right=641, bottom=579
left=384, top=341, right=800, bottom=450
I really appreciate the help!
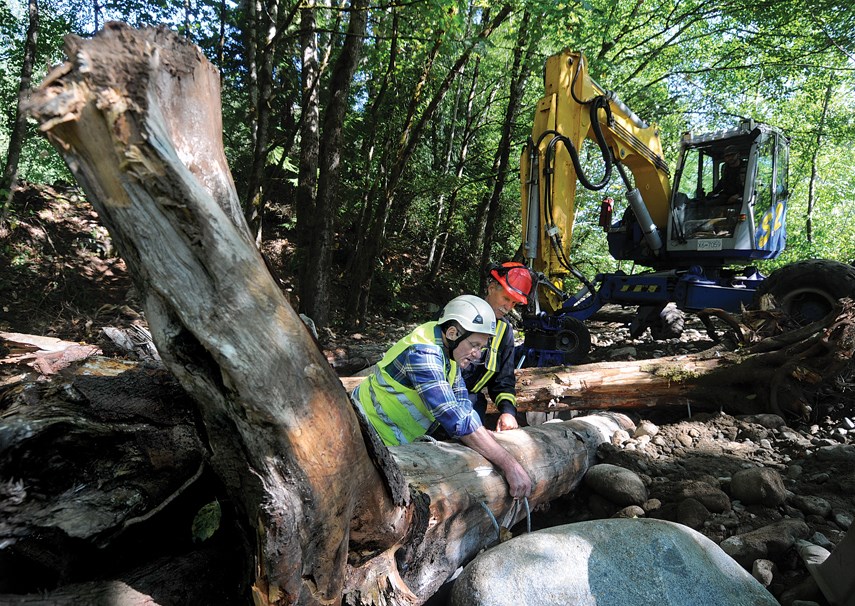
left=243, top=0, right=279, bottom=243
left=1, top=0, right=39, bottom=223
left=806, top=80, right=833, bottom=244
left=300, top=0, right=367, bottom=329
left=295, top=6, right=319, bottom=309
left=473, top=10, right=531, bottom=279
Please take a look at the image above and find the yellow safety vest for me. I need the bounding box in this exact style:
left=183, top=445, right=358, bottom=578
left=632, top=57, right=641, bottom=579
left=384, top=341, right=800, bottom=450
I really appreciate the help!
left=354, top=322, right=457, bottom=446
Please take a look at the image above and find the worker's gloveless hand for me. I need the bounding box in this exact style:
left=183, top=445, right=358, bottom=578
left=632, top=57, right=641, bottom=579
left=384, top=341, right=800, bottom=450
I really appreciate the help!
left=495, top=412, right=519, bottom=432
left=505, top=461, right=532, bottom=499
left=458, top=426, right=531, bottom=498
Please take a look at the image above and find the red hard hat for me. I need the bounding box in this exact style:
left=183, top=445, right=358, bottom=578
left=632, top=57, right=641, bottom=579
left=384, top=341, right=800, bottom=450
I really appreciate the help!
left=489, top=262, right=532, bottom=305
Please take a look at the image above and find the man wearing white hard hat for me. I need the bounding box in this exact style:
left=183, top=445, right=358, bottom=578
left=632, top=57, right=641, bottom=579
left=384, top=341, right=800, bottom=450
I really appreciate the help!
left=352, top=294, right=531, bottom=498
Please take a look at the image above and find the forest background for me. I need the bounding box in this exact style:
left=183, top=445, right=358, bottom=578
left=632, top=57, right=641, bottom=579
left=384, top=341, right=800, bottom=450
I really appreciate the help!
left=2, top=0, right=854, bottom=333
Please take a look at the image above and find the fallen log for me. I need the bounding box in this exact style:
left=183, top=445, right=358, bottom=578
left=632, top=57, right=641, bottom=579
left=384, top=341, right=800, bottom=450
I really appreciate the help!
left=340, top=357, right=716, bottom=412
left=341, top=303, right=855, bottom=421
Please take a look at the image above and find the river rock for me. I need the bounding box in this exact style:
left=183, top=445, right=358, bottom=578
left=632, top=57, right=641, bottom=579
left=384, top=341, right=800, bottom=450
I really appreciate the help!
left=584, top=463, right=648, bottom=506
left=450, top=519, right=778, bottom=606
left=675, top=480, right=731, bottom=513
left=730, top=467, right=788, bottom=506
left=719, top=518, right=810, bottom=567
left=789, top=495, right=831, bottom=518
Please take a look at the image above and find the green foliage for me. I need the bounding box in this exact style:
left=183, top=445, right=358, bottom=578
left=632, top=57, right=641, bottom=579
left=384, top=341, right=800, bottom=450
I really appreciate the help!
left=7, top=0, right=855, bottom=319
left=191, top=499, right=222, bottom=543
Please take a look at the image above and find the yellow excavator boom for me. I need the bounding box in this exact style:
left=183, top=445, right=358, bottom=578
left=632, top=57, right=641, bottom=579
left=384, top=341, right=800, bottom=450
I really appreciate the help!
left=521, top=50, right=671, bottom=310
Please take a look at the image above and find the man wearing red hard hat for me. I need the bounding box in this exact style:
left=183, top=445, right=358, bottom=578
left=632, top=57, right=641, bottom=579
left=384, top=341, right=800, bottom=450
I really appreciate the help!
left=462, top=261, right=534, bottom=432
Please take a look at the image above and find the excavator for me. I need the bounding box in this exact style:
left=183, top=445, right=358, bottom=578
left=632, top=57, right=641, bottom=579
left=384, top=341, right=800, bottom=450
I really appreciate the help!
left=517, top=50, right=855, bottom=366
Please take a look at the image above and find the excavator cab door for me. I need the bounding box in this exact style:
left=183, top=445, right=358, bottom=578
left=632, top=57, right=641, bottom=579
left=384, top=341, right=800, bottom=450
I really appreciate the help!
left=751, top=131, right=789, bottom=255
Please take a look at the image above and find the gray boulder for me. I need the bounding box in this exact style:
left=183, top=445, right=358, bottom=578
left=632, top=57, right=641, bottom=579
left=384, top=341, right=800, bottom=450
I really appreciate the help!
left=584, top=463, right=648, bottom=506
left=450, top=518, right=778, bottom=606
left=675, top=480, right=731, bottom=513
left=730, top=467, right=788, bottom=506
left=719, top=518, right=810, bottom=567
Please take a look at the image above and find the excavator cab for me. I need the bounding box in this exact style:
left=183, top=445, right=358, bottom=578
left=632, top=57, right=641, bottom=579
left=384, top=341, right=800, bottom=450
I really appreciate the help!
left=666, top=120, right=790, bottom=264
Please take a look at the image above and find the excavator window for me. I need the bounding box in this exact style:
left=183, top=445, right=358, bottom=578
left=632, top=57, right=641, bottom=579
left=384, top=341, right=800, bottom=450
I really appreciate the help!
left=672, top=147, right=741, bottom=239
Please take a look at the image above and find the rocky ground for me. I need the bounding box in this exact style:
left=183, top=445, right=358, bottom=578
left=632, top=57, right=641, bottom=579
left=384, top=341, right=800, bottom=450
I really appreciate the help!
left=328, top=311, right=855, bottom=606
left=2, top=185, right=854, bottom=605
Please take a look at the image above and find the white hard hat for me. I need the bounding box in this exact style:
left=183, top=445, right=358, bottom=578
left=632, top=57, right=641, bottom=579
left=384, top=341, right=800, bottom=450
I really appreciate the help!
left=438, top=295, right=497, bottom=336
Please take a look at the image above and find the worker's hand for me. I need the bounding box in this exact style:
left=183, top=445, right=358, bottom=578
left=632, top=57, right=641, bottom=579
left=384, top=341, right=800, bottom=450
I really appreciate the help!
left=504, top=460, right=532, bottom=499
left=458, top=427, right=531, bottom=498
left=495, top=412, right=519, bottom=432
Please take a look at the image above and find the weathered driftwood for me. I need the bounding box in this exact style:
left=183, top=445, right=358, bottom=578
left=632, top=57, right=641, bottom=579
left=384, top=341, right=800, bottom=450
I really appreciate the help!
left=24, top=23, right=395, bottom=605
left=20, top=24, right=630, bottom=606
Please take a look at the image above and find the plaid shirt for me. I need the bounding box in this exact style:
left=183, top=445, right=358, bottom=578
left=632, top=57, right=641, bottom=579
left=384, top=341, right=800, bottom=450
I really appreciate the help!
left=383, top=335, right=483, bottom=439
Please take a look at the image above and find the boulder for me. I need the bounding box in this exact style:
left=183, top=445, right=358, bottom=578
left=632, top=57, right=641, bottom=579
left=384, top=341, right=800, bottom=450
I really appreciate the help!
left=584, top=463, right=648, bottom=506
left=720, top=518, right=810, bottom=567
left=450, top=519, right=778, bottom=606
left=730, top=467, right=788, bottom=506
left=675, top=480, right=731, bottom=513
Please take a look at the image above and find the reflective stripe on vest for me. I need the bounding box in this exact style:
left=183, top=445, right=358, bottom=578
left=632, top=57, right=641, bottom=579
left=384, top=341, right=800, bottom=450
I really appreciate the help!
left=355, top=322, right=457, bottom=446
left=471, top=319, right=507, bottom=393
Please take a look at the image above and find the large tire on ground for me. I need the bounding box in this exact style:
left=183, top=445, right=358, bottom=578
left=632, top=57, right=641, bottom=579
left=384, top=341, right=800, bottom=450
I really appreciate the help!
left=650, top=303, right=686, bottom=341
left=556, top=317, right=592, bottom=365
left=754, top=259, right=855, bottom=326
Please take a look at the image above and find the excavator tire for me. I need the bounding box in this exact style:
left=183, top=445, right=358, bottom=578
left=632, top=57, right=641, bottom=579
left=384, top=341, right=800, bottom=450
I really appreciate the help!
left=556, top=317, right=592, bottom=365
left=650, top=303, right=685, bottom=341
left=753, top=259, right=855, bottom=326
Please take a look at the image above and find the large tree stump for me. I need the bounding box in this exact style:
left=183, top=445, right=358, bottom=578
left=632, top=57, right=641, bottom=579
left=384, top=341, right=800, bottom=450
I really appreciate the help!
left=23, top=23, right=397, bottom=605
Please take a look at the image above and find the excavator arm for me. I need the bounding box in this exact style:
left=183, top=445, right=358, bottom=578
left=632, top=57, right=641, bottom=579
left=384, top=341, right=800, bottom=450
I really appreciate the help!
left=521, top=50, right=672, bottom=311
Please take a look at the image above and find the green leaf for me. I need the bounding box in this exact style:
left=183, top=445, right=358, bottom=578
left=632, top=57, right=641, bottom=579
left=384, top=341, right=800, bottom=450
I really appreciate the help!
left=191, top=499, right=222, bottom=543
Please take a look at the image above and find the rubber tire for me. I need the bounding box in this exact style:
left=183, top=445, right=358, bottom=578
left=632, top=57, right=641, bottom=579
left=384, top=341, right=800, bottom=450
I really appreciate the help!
left=556, top=317, right=592, bottom=365
left=753, top=259, right=855, bottom=326
left=650, top=303, right=685, bottom=341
